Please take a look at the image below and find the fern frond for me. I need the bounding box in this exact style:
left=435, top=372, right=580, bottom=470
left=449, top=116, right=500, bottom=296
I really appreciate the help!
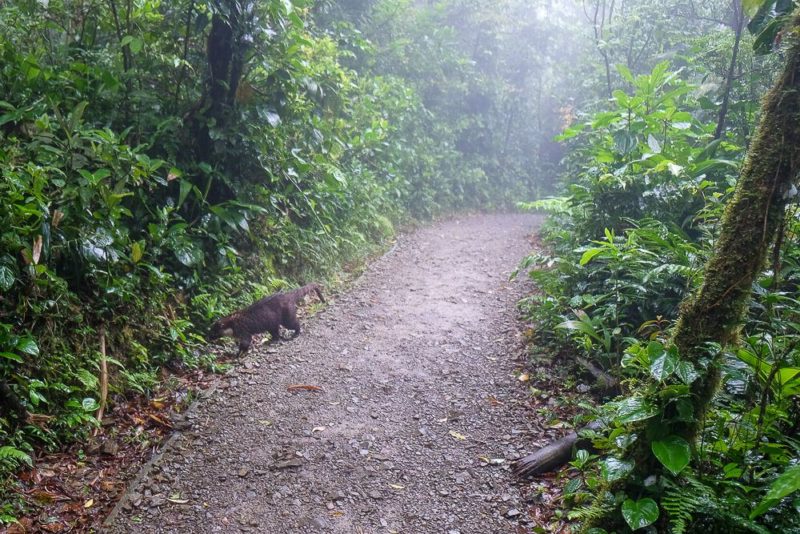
left=0, top=446, right=32, bottom=467
left=663, top=478, right=699, bottom=534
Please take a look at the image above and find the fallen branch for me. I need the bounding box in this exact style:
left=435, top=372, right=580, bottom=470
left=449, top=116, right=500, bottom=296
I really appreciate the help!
left=513, top=420, right=604, bottom=478
left=96, top=326, right=109, bottom=424
left=575, top=356, right=619, bottom=392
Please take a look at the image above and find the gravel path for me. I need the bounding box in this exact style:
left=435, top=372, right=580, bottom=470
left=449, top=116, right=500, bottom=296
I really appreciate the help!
left=106, top=213, right=544, bottom=534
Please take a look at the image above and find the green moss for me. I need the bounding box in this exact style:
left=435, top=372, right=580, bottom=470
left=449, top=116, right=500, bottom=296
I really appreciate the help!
left=670, top=13, right=800, bottom=441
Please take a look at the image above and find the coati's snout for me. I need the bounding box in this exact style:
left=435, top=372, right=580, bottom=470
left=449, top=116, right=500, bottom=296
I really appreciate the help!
left=208, top=319, right=233, bottom=340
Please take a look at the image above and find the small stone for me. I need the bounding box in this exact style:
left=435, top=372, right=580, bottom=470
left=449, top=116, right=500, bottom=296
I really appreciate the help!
left=506, top=508, right=521, bottom=518
left=368, top=490, right=384, bottom=500
left=238, top=467, right=250, bottom=477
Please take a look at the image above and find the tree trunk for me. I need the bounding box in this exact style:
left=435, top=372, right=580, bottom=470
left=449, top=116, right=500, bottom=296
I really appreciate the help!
left=584, top=11, right=800, bottom=532
left=184, top=1, right=248, bottom=203
left=714, top=0, right=745, bottom=140
left=671, top=11, right=800, bottom=443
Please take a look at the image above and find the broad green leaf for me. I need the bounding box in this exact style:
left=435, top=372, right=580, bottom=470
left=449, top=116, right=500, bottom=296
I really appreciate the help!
left=178, top=179, right=193, bottom=208
left=650, top=347, right=678, bottom=381
left=616, top=64, right=634, bottom=84
left=131, top=242, right=143, bottom=263
left=16, top=337, right=39, bottom=356
left=174, top=242, right=204, bottom=267
left=601, top=457, right=634, bottom=482
left=751, top=464, right=800, bottom=518
left=122, top=35, right=143, bottom=54
left=0, top=352, right=23, bottom=363
left=621, top=498, right=659, bottom=530
left=675, top=361, right=700, bottom=385
left=563, top=477, right=583, bottom=495
left=646, top=341, right=665, bottom=361
left=652, top=435, right=691, bottom=475
left=579, top=248, right=604, bottom=266
left=613, top=89, right=630, bottom=107
left=81, top=397, right=99, bottom=412
left=0, top=265, right=14, bottom=290
left=615, top=396, right=659, bottom=423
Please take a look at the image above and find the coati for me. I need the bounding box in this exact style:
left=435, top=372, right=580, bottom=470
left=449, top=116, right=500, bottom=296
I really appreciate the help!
left=208, top=283, right=325, bottom=357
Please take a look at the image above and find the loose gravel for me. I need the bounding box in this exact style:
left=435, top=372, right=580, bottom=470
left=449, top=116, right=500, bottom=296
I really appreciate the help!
left=106, top=213, right=544, bottom=534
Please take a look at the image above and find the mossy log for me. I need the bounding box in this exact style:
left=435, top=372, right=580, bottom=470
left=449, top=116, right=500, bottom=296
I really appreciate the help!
left=514, top=420, right=604, bottom=478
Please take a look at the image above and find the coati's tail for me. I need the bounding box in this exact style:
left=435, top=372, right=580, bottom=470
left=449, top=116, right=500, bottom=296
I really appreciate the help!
left=295, top=283, right=325, bottom=303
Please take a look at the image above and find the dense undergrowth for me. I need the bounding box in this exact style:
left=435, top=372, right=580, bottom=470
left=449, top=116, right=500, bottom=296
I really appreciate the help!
left=0, top=0, right=563, bottom=521
left=517, top=4, right=800, bottom=531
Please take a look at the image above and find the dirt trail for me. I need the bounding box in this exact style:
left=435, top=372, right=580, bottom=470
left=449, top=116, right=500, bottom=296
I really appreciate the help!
left=107, top=213, right=544, bottom=534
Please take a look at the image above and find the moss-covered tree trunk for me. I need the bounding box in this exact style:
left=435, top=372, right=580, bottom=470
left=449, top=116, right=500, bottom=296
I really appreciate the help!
left=672, top=13, right=800, bottom=443
left=585, top=12, right=800, bottom=532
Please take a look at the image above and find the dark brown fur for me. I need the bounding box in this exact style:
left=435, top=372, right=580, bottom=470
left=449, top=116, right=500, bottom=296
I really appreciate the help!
left=208, top=284, right=324, bottom=356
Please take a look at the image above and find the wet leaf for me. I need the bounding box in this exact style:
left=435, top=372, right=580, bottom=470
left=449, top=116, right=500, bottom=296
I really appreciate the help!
left=652, top=435, right=691, bottom=475
left=0, top=265, right=15, bottom=291
left=17, top=337, right=39, bottom=356
left=449, top=430, right=467, bottom=440
left=601, top=457, right=634, bottom=482
left=621, top=498, right=659, bottom=530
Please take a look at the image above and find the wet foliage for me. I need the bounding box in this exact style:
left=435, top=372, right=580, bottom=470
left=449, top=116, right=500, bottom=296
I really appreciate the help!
left=517, top=2, right=800, bottom=531
left=0, top=0, right=560, bottom=524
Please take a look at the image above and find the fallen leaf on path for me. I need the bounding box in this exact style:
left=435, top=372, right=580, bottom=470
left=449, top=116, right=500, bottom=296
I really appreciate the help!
left=487, top=395, right=504, bottom=406
left=518, top=373, right=530, bottom=382
left=287, top=384, right=323, bottom=393
left=449, top=430, right=467, bottom=441
left=389, top=484, right=405, bottom=490
left=312, top=426, right=326, bottom=432
left=84, top=499, right=94, bottom=508
left=148, top=413, right=173, bottom=427
left=168, top=497, right=189, bottom=504
left=478, top=456, right=506, bottom=465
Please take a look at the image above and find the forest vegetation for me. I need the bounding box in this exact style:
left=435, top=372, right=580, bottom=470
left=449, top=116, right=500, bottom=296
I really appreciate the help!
left=1, top=0, right=799, bottom=531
